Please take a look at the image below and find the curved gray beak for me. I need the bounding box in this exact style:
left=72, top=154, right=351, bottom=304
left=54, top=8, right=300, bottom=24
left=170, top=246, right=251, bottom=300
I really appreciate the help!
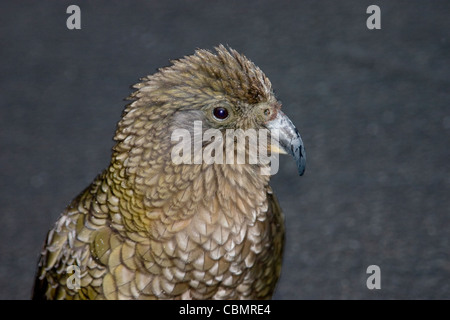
left=266, top=111, right=306, bottom=176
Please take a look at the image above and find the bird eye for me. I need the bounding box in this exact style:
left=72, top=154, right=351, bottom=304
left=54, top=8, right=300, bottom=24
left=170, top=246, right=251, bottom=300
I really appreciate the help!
left=212, top=107, right=229, bottom=121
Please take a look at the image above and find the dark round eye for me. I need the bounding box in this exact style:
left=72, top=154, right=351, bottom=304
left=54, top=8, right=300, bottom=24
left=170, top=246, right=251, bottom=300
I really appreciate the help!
left=213, top=107, right=229, bottom=120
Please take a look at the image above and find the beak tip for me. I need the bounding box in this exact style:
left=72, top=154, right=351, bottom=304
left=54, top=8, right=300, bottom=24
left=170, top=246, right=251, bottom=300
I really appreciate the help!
left=297, top=157, right=306, bottom=176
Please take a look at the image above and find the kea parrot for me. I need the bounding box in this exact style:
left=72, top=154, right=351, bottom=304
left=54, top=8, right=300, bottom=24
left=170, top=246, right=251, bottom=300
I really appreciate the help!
left=32, top=45, right=306, bottom=300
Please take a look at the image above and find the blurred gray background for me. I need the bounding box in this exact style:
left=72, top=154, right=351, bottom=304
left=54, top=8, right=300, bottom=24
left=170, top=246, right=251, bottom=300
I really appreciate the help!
left=0, top=0, right=449, bottom=299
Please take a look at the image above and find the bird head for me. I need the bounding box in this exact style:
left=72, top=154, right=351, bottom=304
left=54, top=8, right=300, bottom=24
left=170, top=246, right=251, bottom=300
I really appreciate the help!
left=112, top=45, right=305, bottom=188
